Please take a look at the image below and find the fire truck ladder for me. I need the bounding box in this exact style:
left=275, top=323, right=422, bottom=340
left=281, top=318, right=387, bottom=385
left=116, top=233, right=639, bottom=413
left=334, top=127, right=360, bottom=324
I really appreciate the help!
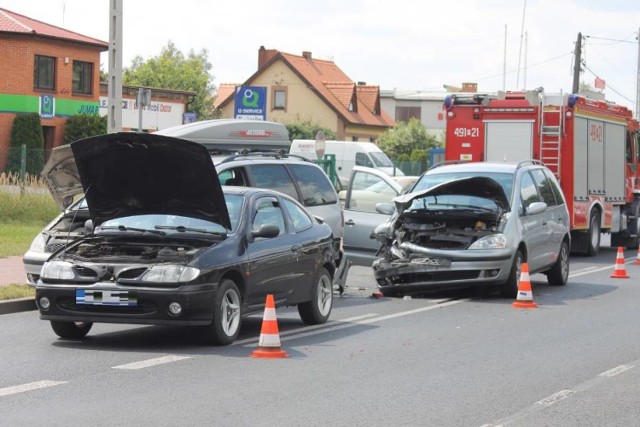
left=539, top=101, right=563, bottom=179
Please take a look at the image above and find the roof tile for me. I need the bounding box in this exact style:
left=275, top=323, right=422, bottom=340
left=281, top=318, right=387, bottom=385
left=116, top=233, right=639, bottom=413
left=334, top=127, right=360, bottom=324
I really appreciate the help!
left=0, top=8, right=107, bottom=48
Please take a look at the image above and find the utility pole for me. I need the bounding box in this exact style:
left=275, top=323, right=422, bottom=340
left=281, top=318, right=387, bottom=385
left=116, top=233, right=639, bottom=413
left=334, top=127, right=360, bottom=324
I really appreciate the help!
left=107, top=0, right=123, bottom=133
left=636, top=27, right=639, bottom=120
left=572, top=32, right=582, bottom=94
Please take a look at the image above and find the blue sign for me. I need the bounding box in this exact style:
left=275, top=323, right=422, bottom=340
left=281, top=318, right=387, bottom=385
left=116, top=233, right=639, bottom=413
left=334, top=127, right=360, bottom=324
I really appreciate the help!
left=183, top=112, right=197, bottom=124
left=234, top=86, right=266, bottom=121
left=39, top=94, right=55, bottom=119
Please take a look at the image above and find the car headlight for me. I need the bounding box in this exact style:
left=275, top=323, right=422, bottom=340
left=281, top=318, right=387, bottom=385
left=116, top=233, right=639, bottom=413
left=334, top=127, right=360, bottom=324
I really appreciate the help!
left=468, top=234, right=507, bottom=249
left=28, top=233, right=47, bottom=253
left=141, top=265, right=200, bottom=283
left=41, top=261, right=75, bottom=280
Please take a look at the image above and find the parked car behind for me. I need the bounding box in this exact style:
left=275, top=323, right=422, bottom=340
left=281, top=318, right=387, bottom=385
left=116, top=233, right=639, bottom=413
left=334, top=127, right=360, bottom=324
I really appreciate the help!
left=35, top=132, right=336, bottom=345
left=372, top=160, right=571, bottom=297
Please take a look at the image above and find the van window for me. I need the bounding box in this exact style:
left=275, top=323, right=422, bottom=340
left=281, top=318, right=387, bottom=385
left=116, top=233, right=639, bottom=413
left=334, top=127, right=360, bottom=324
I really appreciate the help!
left=249, top=164, right=298, bottom=200
left=288, top=164, right=338, bottom=206
left=355, top=152, right=373, bottom=167
left=370, top=152, right=394, bottom=167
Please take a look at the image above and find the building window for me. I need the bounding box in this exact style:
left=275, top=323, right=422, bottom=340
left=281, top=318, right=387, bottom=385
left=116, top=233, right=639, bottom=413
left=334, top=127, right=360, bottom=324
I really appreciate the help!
left=34, top=55, right=56, bottom=90
left=272, top=87, right=287, bottom=110
left=72, top=61, right=93, bottom=94
left=395, top=106, right=421, bottom=123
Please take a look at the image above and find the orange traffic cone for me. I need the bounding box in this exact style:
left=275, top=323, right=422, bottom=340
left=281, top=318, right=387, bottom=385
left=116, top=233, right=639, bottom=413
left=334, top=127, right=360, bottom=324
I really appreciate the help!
left=634, top=245, right=640, bottom=265
left=611, top=246, right=630, bottom=278
left=512, top=262, right=538, bottom=308
left=251, top=294, right=289, bottom=359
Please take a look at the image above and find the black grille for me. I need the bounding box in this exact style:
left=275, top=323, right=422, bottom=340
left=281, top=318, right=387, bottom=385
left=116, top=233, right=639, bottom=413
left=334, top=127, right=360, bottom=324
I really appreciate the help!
left=74, top=266, right=98, bottom=278
left=117, top=268, right=148, bottom=280
left=46, top=243, right=67, bottom=252
left=392, top=270, right=480, bottom=284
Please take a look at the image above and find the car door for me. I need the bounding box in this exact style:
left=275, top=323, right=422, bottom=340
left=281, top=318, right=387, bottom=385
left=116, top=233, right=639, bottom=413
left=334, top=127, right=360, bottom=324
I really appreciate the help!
left=245, top=196, right=302, bottom=308
left=342, top=167, right=403, bottom=266
left=517, top=171, right=549, bottom=271
left=532, top=168, right=568, bottom=266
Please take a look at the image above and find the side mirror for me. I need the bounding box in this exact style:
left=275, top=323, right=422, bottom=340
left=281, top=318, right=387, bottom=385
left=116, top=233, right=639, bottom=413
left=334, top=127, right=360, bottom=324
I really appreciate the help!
left=251, top=224, right=280, bottom=239
left=526, top=201, right=547, bottom=215
left=375, top=202, right=396, bottom=216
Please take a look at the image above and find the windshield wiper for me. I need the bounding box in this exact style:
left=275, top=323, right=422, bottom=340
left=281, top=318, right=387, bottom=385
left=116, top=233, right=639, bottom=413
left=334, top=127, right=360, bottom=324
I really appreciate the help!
left=98, top=225, right=166, bottom=235
left=154, top=225, right=227, bottom=236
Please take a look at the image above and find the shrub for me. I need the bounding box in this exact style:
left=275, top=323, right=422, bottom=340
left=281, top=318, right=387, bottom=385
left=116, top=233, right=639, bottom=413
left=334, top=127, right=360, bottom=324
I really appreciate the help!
left=9, top=113, right=44, bottom=176
left=64, top=114, right=107, bottom=144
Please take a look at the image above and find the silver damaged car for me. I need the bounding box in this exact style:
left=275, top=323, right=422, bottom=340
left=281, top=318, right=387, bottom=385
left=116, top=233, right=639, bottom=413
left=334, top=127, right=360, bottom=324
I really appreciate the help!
left=372, top=161, right=571, bottom=298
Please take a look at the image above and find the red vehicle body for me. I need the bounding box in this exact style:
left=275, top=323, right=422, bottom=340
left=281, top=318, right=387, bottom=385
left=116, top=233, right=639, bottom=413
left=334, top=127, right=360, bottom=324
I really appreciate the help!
left=444, top=90, right=640, bottom=255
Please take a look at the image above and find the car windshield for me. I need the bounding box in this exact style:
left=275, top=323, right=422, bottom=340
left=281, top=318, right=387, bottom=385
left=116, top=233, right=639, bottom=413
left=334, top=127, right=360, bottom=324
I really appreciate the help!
left=407, top=194, right=500, bottom=212
left=412, top=172, right=514, bottom=203
left=96, top=194, right=244, bottom=234
left=369, top=152, right=394, bottom=167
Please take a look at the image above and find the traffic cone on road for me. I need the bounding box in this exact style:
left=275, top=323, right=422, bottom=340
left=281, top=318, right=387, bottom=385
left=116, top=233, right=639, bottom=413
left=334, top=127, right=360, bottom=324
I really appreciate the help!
left=512, top=262, right=538, bottom=309
left=611, top=246, right=630, bottom=278
left=251, top=294, right=289, bottom=359
left=634, top=245, right=640, bottom=265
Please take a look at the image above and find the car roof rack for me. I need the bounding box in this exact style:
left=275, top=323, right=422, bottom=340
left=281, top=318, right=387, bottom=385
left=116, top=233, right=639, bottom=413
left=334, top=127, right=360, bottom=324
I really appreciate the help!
left=217, top=150, right=312, bottom=164
left=515, top=159, right=546, bottom=169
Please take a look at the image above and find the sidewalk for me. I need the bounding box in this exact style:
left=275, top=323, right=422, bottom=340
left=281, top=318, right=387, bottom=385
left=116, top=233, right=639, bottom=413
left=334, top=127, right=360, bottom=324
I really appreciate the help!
left=0, top=256, right=28, bottom=287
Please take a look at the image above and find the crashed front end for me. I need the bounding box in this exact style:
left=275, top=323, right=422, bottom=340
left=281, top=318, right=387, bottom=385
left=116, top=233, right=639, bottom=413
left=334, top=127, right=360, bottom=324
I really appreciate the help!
left=372, top=176, right=513, bottom=295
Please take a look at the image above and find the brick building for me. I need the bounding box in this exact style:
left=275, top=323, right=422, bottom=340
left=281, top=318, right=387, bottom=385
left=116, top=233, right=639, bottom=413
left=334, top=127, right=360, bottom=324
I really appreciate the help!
left=0, top=8, right=108, bottom=161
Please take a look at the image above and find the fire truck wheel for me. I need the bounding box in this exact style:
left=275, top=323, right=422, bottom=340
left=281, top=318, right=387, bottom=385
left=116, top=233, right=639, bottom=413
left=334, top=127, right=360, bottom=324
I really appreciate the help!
left=500, top=250, right=523, bottom=298
left=586, top=210, right=601, bottom=256
left=546, top=240, right=569, bottom=286
left=625, top=202, right=640, bottom=250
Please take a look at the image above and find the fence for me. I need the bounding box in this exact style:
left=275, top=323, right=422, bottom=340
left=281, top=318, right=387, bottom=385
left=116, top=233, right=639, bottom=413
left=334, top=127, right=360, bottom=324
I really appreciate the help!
left=0, top=146, right=50, bottom=181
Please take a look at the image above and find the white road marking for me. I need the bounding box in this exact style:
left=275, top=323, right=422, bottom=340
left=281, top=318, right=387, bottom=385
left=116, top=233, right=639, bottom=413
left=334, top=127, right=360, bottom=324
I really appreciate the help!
left=112, top=355, right=192, bottom=370
left=535, top=390, right=575, bottom=406
left=600, top=364, right=634, bottom=377
left=0, top=380, right=66, bottom=397
left=486, top=360, right=637, bottom=425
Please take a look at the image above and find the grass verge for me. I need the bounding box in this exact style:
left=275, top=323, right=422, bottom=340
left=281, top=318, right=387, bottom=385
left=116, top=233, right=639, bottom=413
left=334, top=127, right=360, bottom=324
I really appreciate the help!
left=0, top=223, right=45, bottom=257
left=0, top=284, right=35, bottom=301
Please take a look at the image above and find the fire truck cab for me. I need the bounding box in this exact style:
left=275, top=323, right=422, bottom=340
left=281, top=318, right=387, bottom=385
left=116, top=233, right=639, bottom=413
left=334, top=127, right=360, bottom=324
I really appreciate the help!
left=444, top=89, right=640, bottom=255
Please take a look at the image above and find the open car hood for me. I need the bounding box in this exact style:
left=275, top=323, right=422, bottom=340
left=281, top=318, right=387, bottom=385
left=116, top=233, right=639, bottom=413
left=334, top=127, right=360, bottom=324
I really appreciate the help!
left=66, top=132, right=230, bottom=229
left=393, top=176, right=510, bottom=211
left=41, top=144, right=82, bottom=210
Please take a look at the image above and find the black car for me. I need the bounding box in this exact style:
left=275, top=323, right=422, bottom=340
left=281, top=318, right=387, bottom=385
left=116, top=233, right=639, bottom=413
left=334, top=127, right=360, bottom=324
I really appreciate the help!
left=35, top=132, right=337, bottom=345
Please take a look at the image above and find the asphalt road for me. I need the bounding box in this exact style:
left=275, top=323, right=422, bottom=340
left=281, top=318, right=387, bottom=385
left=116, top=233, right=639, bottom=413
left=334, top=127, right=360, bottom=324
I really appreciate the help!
left=3, top=247, right=640, bottom=426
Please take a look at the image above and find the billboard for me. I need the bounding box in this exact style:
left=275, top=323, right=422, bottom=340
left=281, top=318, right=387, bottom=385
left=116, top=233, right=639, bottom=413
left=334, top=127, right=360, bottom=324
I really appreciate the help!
left=234, top=86, right=266, bottom=121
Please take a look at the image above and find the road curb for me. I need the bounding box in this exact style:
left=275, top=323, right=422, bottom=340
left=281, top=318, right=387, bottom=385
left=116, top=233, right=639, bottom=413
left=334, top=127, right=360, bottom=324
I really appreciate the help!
left=0, top=297, right=36, bottom=315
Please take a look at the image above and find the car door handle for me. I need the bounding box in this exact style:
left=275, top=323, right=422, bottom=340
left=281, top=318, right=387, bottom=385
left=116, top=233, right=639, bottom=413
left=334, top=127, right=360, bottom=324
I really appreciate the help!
left=345, top=219, right=355, bottom=226
left=291, top=245, right=300, bottom=252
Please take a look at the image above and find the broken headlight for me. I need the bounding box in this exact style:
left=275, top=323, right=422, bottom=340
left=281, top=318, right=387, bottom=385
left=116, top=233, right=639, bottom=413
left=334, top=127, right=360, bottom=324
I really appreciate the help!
left=468, top=234, right=506, bottom=250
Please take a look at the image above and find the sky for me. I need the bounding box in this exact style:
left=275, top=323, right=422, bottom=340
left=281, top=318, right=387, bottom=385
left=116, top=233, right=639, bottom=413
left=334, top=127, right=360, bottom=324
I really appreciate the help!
left=1, top=0, right=639, bottom=114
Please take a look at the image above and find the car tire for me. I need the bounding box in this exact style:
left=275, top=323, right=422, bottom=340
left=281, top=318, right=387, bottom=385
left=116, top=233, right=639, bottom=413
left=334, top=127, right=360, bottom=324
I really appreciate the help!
left=500, top=250, right=523, bottom=298
left=546, top=240, right=569, bottom=286
left=204, top=279, right=242, bottom=346
left=298, top=267, right=333, bottom=325
left=50, top=321, right=92, bottom=339
left=586, top=210, right=601, bottom=256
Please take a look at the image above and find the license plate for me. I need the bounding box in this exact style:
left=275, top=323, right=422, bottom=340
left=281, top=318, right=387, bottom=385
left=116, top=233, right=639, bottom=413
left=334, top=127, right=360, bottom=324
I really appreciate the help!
left=411, top=257, right=451, bottom=267
left=76, top=290, right=137, bottom=306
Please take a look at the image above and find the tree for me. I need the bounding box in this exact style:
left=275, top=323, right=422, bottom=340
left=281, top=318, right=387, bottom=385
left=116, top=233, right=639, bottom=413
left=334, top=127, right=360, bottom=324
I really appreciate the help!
left=64, top=114, right=107, bottom=144
left=8, top=113, right=44, bottom=176
left=286, top=119, right=336, bottom=141
left=377, top=118, right=440, bottom=160
left=123, top=41, right=215, bottom=120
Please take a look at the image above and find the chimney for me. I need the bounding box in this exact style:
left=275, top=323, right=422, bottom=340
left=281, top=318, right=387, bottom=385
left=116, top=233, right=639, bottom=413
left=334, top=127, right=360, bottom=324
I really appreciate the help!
left=258, top=46, right=278, bottom=69
left=302, top=51, right=312, bottom=61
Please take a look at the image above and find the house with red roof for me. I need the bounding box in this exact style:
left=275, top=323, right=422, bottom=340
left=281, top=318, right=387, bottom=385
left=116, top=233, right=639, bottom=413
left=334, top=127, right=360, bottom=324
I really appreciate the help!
left=0, top=7, right=107, bottom=170
left=214, top=46, right=395, bottom=141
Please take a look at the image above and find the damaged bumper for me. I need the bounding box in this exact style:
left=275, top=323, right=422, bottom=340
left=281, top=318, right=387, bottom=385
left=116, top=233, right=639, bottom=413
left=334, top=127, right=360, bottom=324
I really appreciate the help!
left=372, top=249, right=512, bottom=294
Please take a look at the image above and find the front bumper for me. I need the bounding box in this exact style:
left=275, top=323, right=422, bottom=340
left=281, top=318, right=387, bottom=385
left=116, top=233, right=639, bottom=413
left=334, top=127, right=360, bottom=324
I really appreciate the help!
left=23, top=250, right=50, bottom=285
left=373, top=249, right=513, bottom=294
left=36, top=282, right=218, bottom=326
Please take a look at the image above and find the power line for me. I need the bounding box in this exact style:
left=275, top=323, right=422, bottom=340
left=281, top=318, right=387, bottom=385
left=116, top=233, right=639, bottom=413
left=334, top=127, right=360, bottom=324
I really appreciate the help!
left=581, top=61, right=635, bottom=104
left=584, top=34, right=637, bottom=44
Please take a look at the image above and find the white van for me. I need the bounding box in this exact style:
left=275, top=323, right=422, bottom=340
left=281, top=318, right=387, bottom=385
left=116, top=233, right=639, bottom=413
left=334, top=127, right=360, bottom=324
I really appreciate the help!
left=290, top=139, right=403, bottom=182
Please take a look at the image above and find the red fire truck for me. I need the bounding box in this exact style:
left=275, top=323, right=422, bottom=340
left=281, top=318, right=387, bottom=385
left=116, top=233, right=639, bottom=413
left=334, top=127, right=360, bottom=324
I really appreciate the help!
left=443, top=89, right=640, bottom=255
